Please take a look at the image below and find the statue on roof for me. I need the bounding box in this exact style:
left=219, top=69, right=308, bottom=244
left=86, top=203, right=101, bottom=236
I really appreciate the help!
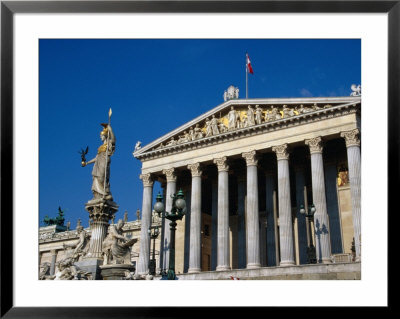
left=350, top=84, right=361, bottom=96
left=223, top=85, right=239, bottom=101
left=134, top=141, right=141, bottom=152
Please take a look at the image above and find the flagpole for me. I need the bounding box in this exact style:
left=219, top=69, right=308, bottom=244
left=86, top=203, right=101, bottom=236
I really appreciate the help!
left=246, top=54, right=248, bottom=99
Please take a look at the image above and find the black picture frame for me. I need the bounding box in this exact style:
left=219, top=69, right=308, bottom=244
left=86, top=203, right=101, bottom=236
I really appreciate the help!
left=1, top=1, right=394, bottom=317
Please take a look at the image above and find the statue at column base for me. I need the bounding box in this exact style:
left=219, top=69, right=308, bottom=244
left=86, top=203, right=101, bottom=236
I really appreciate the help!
left=51, top=257, right=92, bottom=280
left=101, top=219, right=138, bottom=265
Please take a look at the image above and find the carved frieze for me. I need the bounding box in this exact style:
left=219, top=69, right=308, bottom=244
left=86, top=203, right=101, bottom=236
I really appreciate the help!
left=187, top=163, right=202, bottom=177
left=242, top=150, right=258, bottom=166
left=341, top=129, right=360, bottom=147
left=134, top=101, right=360, bottom=160
left=213, top=157, right=229, bottom=172
left=305, top=136, right=324, bottom=154
left=272, top=144, right=290, bottom=160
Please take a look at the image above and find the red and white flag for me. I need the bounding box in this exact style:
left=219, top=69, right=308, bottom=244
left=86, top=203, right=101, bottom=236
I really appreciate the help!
left=246, top=53, right=254, bottom=74
left=230, top=276, right=240, bottom=280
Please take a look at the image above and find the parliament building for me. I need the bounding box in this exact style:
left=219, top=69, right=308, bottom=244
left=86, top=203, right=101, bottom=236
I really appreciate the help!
left=39, top=86, right=361, bottom=280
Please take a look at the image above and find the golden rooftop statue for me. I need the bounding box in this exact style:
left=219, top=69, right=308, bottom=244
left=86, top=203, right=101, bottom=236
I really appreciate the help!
left=81, top=108, right=116, bottom=201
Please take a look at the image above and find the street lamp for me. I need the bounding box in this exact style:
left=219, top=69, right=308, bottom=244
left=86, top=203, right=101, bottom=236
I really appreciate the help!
left=300, top=204, right=317, bottom=264
left=153, top=189, right=186, bottom=280
left=147, top=226, right=159, bottom=276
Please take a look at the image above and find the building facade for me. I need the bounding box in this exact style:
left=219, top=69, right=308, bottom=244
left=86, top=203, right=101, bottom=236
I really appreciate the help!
left=133, top=91, right=361, bottom=277
left=39, top=90, right=361, bottom=280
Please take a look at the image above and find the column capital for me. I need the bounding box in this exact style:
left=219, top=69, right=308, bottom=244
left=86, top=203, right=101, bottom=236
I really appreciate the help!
left=213, top=156, right=229, bottom=172
left=272, top=144, right=289, bottom=160
left=341, top=129, right=360, bottom=147
left=50, top=249, right=57, bottom=255
left=305, top=136, right=323, bottom=154
left=162, top=168, right=177, bottom=182
left=187, top=163, right=203, bottom=177
left=242, top=150, right=258, bottom=166
left=140, top=173, right=154, bottom=187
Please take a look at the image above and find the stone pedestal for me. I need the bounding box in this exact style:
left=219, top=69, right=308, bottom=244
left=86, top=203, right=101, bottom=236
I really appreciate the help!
left=100, top=264, right=136, bottom=280
left=74, top=258, right=103, bottom=280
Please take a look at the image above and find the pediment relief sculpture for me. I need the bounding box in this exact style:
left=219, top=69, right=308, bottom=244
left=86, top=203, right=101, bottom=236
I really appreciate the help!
left=151, top=102, right=338, bottom=151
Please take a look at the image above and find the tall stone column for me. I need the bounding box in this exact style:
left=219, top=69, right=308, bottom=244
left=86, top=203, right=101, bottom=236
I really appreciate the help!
left=294, top=167, right=308, bottom=264
left=211, top=181, right=218, bottom=271
left=188, top=163, right=202, bottom=273
left=50, top=249, right=57, bottom=275
left=272, top=144, right=295, bottom=266
left=86, top=201, right=118, bottom=259
left=183, top=187, right=191, bottom=273
left=341, top=129, right=361, bottom=262
left=242, top=150, right=261, bottom=269
left=259, top=216, right=268, bottom=267
left=161, top=168, right=177, bottom=271
left=214, top=157, right=231, bottom=271
left=237, top=176, right=247, bottom=269
left=158, top=182, right=166, bottom=273
left=305, top=137, right=332, bottom=263
left=137, top=173, right=154, bottom=275
left=265, top=172, right=277, bottom=266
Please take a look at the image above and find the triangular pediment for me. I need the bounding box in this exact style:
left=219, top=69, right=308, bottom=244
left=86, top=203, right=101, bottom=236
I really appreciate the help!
left=133, top=96, right=361, bottom=160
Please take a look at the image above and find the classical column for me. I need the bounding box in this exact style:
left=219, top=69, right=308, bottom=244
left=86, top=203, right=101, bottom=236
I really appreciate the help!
left=183, top=187, right=191, bottom=273
left=137, top=173, right=154, bottom=275
left=237, top=175, right=247, bottom=269
left=341, top=129, right=361, bottom=262
left=272, top=144, right=295, bottom=266
left=305, top=136, right=332, bottom=263
left=187, top=163, right=202, bottom=273
left=214, top=157, right=231, bottom=271
left=158, top=182, right=166, bottom=273
left=161, top=168, right=177, bottom=271
left=50, top=249, right=57, bottom=275
left=211, top=181, right=218, bottom=271
left=86, top=202, right=116, bottom=259
left=259, top=216, right=268, bottom=266
left=294, top=166, right=308, bottom=264
left=265, top=172, right=277, bottom=266
left=242, top=150, right=261, bottom=269
left=325, top=163, right=343, bottom=254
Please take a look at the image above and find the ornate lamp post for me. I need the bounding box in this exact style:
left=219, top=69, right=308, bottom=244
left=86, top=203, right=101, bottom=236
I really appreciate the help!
left=300, top=204, right=317, bottom=264
left=153, top=189, right=186, bottom=280
left=147, top=226, right=159, bottom=276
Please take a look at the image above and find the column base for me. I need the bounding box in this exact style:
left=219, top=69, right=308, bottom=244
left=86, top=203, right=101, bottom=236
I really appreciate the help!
left=246, top=263, right=261, bottom=269
left=216, top=265, right=231, bottom=271
left=279, top=261, right=295, bottom=267
left=321, top=258, right=332, bottom=264
left=188, top=268, right=202, bottom=273
left=74, top=258, right=103, bottom=280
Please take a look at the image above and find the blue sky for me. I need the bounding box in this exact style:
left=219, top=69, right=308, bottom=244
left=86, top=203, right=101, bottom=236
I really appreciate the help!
left=39, top=39, right=361, bottom=229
